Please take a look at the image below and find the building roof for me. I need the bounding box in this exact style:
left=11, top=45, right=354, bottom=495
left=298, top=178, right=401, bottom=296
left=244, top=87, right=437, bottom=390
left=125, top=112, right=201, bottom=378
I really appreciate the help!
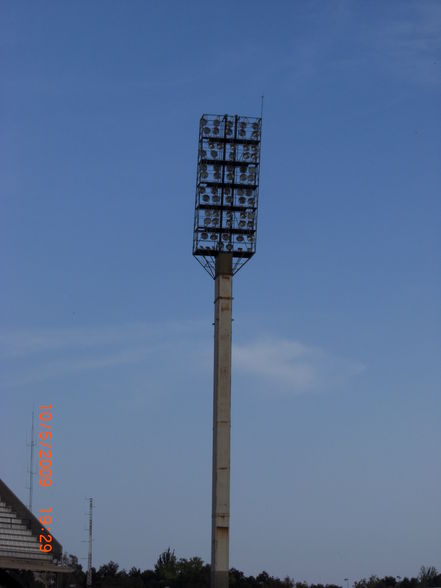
left=0, top=479, right=70, bottom=574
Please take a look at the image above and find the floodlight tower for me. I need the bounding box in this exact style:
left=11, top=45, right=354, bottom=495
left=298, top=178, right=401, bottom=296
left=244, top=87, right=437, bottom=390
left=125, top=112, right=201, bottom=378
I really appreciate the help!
left=193, top=114, right=262, bottom=588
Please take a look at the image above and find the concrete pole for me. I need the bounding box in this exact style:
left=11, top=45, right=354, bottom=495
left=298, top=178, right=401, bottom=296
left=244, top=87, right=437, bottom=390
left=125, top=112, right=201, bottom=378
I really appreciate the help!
left=211, top=253, right=233, bottom=588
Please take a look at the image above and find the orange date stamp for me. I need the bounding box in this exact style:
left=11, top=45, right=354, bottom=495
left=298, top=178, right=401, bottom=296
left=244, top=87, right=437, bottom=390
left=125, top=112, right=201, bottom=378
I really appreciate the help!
left=39, top=404, right=53, bottom=553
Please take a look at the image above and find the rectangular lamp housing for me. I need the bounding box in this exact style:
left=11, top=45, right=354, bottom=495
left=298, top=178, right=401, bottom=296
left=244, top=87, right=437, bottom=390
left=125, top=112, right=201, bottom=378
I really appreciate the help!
left=193, top=113, right=262, bottom=276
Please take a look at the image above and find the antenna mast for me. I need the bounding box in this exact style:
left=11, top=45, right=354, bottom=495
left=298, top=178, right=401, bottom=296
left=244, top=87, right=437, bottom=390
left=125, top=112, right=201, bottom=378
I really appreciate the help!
left=87, top=498, right=93, bottom=587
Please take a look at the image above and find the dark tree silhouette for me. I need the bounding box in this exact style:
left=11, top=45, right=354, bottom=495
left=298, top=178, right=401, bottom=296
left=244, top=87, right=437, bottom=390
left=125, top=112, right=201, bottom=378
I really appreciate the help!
left=4, top=552, right=438, bottom=588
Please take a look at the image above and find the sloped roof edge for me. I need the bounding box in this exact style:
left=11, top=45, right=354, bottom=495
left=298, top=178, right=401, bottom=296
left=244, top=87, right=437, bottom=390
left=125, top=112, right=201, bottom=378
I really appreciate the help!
left=0, top=478, right=62, bottom=560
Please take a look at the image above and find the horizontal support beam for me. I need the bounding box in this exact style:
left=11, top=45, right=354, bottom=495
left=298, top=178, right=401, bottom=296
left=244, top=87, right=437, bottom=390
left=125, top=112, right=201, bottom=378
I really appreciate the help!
left=200, top=158, right=260, bottom=167
left=194, top=249, right=253, bottom=258
left=195, top=228, right=255, bottom=236
left=0, top=557, right=72, bottom=573
left=198, top=181, right=258, bottom=190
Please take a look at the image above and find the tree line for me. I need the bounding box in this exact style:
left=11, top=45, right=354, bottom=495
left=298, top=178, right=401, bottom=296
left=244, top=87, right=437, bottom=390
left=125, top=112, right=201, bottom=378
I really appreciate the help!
left=10, top=549, right=441, bottom=588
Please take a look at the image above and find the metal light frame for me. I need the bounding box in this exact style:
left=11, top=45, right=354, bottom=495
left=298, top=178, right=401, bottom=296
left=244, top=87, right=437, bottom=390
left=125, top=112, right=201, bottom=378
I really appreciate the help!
left=193, top=113, right=262, bottom=277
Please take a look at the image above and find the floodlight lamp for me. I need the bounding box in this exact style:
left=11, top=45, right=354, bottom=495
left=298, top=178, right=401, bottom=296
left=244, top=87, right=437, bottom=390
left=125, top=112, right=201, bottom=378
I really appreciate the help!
left=193, top=112, right=262, bottom=277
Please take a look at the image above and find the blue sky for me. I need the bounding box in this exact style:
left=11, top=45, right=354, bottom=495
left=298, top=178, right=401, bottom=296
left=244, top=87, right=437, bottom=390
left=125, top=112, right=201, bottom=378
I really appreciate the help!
left=1, top=0, right=440, bottom=583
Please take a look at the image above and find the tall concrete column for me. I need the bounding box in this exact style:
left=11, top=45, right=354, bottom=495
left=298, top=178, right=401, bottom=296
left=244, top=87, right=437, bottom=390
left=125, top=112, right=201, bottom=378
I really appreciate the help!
left=211, top=253, right=233, bottom=588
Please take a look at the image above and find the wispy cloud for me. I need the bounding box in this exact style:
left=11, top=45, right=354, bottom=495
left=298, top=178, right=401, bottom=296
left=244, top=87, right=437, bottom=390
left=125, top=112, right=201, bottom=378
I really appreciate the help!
left=0, top=324, right=364, bottom=394
left=3, top=345, right=164, bottom=388
left=0, top=320, right=203, bottom=358
left=233, top=338, right=365, bottom=395
left=0, top=321, right=210, bottom=388
left=363, top=2, right=441, bottom=86
left=286, top=1, right=441, bottom=87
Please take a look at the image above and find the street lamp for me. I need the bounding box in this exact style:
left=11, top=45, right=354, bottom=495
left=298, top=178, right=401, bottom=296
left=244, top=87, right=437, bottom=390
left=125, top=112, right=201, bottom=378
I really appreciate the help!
left=193, top=113, right=262, bottom=588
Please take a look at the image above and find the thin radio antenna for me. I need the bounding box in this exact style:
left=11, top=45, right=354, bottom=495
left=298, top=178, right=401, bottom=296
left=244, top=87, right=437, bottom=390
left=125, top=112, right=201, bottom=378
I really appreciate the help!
left=260, top=95, right=264, bottom=119
left=26, top=408, right=36, bottom=512
left=87, top=498, right=93, bottom=587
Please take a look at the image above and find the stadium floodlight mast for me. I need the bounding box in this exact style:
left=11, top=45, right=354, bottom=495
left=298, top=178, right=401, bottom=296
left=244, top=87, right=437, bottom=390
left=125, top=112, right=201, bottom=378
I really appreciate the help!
left=192, top=113, right=262, bottom=588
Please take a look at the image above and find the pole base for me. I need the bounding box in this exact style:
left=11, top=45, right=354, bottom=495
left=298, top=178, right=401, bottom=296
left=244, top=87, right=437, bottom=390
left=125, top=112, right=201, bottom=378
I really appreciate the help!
left=211, top=570, right=229, bottom=588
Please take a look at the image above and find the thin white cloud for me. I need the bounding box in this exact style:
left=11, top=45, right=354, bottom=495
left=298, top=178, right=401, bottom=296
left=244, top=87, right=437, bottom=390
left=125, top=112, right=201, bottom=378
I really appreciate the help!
left=363, top=2, right=441, bottom=86
left=0, top=321, right=210, bottom=388
left=233, top=338, right=365, bottom=395
left=0, top=324, right=364, bottom=394
left=0, top=320, right=204, bottom=358
left=3, top=344, right=164, bottom=388
left=287, top=1, right=441, bottom=87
